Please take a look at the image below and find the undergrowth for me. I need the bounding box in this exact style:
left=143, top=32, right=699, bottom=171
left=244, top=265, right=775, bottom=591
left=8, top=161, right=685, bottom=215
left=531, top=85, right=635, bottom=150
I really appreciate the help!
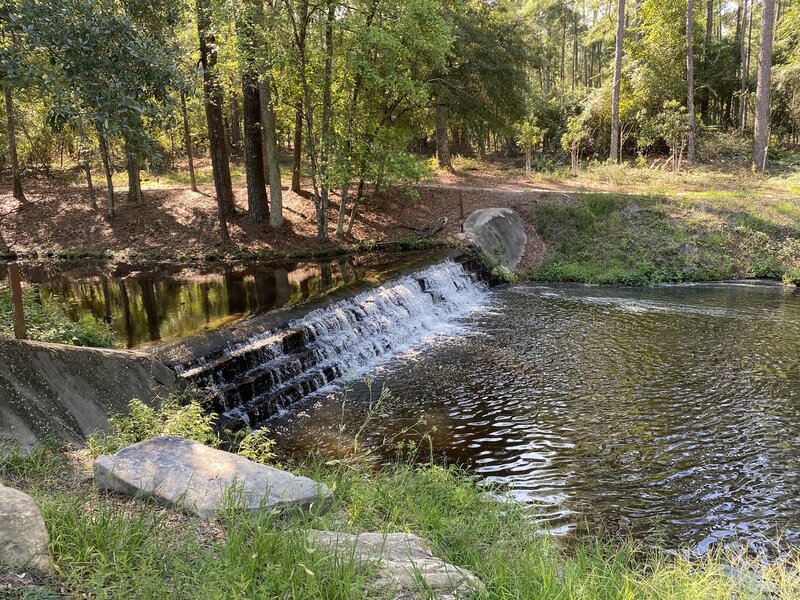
left=0, top=283, right=117, bottom=347
left=2, top=397, right=800, bottom=598
left=526, top=193, right=800, bottom=285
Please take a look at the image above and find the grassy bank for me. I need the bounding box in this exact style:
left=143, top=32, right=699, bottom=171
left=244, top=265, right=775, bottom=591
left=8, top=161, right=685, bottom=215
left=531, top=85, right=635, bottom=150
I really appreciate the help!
left=2, top=435, right=799, bottom=598
left=523, top=186, right=800, bottom=285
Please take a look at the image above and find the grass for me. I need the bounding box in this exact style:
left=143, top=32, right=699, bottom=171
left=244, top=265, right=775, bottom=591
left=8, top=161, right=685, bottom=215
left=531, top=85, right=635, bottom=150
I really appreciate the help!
left=525, top=190, right=800, bottom=285
left=513, top=144, right=800, bottom=284
left=0, top=283, right=117, bottom=347
left=2, top=430, right=800, bottom=599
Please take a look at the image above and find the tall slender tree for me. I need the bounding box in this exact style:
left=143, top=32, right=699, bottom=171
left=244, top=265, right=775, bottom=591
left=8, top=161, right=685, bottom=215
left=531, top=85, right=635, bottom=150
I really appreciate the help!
left=253, top=0, right=282, bottom=229
left=753, top=0, right=776, bottom=169
left=687, top=0, right=696, bottom=162
left=197, top=0, right=233, bottom=239
left=180, top=92, right=198, bottom=192
left=738, top=0, right=749, bottom=131
left=3, top=88, right=25, bottom=200
left=237, top=0, right=268, bottom=221
left=610, top=0, right=625, bottom=163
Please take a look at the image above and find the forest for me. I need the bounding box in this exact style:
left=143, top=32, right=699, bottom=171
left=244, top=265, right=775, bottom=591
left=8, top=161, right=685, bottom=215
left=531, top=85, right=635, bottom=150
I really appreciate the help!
left=1, top=0, right=799, bottom=248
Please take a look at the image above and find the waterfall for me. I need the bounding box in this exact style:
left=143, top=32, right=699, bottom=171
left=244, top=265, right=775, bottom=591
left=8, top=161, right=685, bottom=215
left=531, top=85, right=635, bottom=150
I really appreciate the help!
left=175, top=260, right=486, bottom=428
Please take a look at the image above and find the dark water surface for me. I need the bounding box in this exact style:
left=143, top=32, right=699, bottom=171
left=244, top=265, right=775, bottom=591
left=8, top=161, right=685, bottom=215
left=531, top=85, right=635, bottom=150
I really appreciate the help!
left=1, top=252, right=444, bottom=348
left=269, top=281, right=800, bottom=554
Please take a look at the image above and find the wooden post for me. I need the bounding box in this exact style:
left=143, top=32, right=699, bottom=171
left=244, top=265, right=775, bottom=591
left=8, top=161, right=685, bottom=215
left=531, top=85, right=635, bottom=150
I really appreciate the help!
left=459, top=190, right=465, bottom=233
left=8, top=263, right=26, bottom=339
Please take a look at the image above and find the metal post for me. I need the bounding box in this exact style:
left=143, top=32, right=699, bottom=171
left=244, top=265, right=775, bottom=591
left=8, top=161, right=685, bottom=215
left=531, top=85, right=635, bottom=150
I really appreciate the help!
left=8, top=263, right=26, bottom=339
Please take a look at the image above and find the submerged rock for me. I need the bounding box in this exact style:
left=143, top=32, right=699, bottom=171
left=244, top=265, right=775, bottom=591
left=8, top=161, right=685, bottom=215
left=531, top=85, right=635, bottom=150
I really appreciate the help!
left=309, top=530, right=484, bottom=599
left=94, top=436, right=332, bottom=517
left=460, top=207, right=527, bottom=271
left=0, top=484, right=51, bottom=572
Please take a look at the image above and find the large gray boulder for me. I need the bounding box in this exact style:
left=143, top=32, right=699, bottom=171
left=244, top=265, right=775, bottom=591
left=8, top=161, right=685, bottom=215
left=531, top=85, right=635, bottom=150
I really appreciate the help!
left=460, top=207, right=527, bottom=271
left=94, top=436, right=332, bottom=517
left=309, top=530, right=484, bottom=599
left=0, top=484, right=51, bottom=572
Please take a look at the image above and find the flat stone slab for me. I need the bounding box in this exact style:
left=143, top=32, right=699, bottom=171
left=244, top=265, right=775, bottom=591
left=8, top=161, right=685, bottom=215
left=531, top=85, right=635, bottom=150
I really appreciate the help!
left=94, top=436, right=332, bottom=517
left=309, top=530, right=484, bottom=599
left=0, top=484, right=51, bottom=572
left=460, top=207, right=527, bottom=271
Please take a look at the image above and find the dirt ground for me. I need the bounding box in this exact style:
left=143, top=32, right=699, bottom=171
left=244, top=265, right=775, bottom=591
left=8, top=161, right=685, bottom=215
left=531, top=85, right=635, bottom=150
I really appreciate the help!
left=0, top=165, right=553, bottom=268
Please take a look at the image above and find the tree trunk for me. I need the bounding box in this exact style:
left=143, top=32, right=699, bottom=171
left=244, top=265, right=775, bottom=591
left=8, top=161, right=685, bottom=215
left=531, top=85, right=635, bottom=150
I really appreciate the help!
left=687, top=0, right=696, bottom=162
left=259, top=79, right=283, bottom=228
left=337, top=182, right=350, bottom=238
left=98, top=127, right=114, bottom=219
left=435, top=100, right=452, bottom=170
left=317, top=0, right=335, bottom=241
left=197, top=0, right=233, bottom=240
left=752, top=0, right=775, bottom=170
left=3, top=88, right=25, bottom=201
left=610, top=0, right=625, bottom=163
left=8, top=263, right=26, bottom=339
left=738, top=0, right=749, bottom=131
left=180, top=92, right=198, bottom=192
left=292, top=103, right=302, bottom=192
left=77, top=115, right=97, bottom=209
left=242, top=73, right=268, bottom=221
left=125, top=139, right=143, bottom=203
left=291, top=0, right=321, bottom=217
left=229, top=92, right=242, bottom=157
left=347, top=177, right=366, bottom=236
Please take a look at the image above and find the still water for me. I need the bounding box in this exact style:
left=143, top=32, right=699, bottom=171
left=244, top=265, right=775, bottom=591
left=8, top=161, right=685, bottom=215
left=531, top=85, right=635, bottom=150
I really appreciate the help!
left=0, top=252, right=444, bottom=348
left=269, top=281, right=800, bottom=554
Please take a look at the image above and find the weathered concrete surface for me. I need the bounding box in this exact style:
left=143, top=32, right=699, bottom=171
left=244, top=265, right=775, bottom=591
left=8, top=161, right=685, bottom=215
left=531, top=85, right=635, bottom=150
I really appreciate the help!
left=309, top=530, right=484, bottom=599
left=0, top=484, right=51, bottom=572
left=94, top=436, right=333, bottom=517
left=460, top=208, right=527, bottom=271
left=0, top=339, right=177, bottom=448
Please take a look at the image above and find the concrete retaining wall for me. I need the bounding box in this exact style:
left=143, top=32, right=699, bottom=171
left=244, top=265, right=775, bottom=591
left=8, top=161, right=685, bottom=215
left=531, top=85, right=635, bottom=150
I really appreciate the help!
left=0, top=340, right=178, bottom=449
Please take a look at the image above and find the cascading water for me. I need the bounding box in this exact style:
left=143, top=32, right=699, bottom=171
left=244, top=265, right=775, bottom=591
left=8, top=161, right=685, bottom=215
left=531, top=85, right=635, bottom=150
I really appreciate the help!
left=174, top=260, right=486, bottom=428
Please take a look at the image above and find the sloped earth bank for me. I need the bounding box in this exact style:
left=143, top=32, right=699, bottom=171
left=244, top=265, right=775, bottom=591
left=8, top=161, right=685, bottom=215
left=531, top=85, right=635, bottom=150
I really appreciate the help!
left=0, top=170, right=546, bottom=265
left=4, top=164, right=800, bottom=284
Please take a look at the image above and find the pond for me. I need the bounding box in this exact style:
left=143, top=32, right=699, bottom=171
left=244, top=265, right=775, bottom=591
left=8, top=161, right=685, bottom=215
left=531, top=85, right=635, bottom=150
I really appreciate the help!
left=0, top=252, right=447, bottom=348
left=267, top=280, right=800, bottom=555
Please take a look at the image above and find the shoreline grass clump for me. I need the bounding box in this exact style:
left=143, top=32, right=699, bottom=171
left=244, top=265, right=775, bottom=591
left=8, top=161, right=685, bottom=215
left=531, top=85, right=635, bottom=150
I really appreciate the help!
left=0, top=283, right=117, bottom=348
left=2, top=400, right=800, bottom=598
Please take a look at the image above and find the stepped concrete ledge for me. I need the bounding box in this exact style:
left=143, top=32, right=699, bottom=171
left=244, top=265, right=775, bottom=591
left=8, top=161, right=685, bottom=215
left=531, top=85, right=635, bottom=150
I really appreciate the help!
left=0, top=484, right=51, bottom=572
left=309, top=530, right=484, bottom=599
left=94, top=436, right=332, bottom=517
left=459, top=207, right=527, bottom=271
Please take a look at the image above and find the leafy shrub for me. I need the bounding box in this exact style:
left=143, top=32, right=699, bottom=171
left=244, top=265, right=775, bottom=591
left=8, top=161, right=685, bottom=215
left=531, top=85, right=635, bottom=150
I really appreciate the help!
left=87, top=394, right=218, bottom=457
left=87, top=392, right=277, bottom=465
left=451, top=155, right=483, bottom=171
left=235, top=430, right=276, bottom=464
left=0, top=284, right=117, bottom=347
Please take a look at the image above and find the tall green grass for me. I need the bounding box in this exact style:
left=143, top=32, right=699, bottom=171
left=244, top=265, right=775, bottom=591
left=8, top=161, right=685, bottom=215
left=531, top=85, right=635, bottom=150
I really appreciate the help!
left=2, top=438, right=799, bottom=599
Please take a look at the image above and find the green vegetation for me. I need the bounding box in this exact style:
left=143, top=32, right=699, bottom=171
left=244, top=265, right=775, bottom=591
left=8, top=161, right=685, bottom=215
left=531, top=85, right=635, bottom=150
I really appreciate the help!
left=0, top=401, right=798, bottom=598
left=0, top=283, right=116, bottom=347
left=523, top=157, right=800, bottom=285
left=1, top=435, right=799, bottom=599
left=3, top=0, right=800, bottom=245
left=86, top=394, right=276, bottom=462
